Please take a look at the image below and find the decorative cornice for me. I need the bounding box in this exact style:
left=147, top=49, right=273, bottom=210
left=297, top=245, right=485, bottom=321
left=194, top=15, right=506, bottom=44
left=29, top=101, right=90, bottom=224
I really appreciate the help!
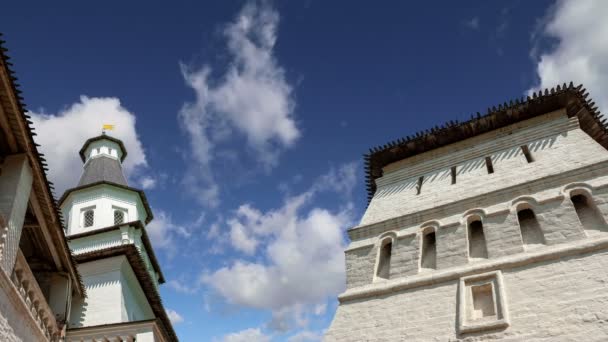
left=78, top=134, right=128, bottom=162
left=364, top=83, right=608, bottom=204
left=68, top=220, right=165, bottom=284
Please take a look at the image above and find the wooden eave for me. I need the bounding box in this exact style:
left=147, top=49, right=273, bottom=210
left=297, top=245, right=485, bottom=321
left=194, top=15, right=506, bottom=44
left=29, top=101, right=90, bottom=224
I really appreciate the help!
left=364, top=83, right=608, bottom=203
left=68, top=220, right=166, bottom=283
left=0, top=33, right=85, bottom=295
left=74, top=245, right=178, bottom=342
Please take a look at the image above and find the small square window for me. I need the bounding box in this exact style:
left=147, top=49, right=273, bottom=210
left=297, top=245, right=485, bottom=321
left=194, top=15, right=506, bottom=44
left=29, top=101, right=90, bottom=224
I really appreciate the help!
left=458, top=271, right=509, bottom=334
left=83, top=209, right=94, bottom=228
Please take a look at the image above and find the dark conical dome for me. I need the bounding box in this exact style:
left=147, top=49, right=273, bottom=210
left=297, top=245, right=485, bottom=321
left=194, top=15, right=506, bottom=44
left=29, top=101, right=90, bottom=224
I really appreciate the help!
left=78, top=155, right=128, bottom=186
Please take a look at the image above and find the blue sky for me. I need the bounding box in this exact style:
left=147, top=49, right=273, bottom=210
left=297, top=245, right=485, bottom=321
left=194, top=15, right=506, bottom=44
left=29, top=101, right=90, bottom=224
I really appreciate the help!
left=3, top=0, right=608, bottom=341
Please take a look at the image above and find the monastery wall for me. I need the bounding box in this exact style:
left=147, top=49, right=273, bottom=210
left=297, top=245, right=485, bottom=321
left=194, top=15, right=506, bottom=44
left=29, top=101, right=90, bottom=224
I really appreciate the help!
left=328, top=110, right=608, bottom=340
left=327, top=248, right=608, bottom=341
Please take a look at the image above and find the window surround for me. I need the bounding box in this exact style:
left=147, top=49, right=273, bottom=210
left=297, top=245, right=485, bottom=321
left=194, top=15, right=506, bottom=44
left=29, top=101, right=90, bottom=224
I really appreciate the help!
left=463, top=210, right=489, bottom=260
left=113, top=207, right=127, bottom=225
left=373, top=232, right=397, bottom=282
left=81, top=206, right=96, bottom=228
left=419, top=226, right=437, bottom=271
left=457, top=270, right=509, bottom=335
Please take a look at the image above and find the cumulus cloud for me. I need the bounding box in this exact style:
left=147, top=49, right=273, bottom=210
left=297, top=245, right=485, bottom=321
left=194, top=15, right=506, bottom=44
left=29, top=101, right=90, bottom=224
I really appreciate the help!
left=529, top=0, right=608, bottom=112
left=29, top=96, right=149, bottom=195
left=178, top=0, right=299, bottom=206
left=146, top=210, right=191, bottom=253
left=166, top=309, right=184, bottom=324
left=202, top=162, right=358, bottom=332
left=218, top=328, right=270, bottom=342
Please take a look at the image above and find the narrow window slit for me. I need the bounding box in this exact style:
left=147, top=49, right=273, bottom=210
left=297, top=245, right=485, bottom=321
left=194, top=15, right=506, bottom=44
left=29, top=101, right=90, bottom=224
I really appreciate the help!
left=521, top=145, right=534, bottom=163
left=416, top=176, right=424, bottom=195
left=485, top=157, right=494, bottom=174
left=376, top=239, right=392, bottom=279
left=517, top=208, right=545, bottom=246
left=421, top=231, right=437, bottom=270
left=468, top=220, right=488, bottom=259
left=571, top=194, right=608, bottom=232
left=451, top=166, right=457, bottom=185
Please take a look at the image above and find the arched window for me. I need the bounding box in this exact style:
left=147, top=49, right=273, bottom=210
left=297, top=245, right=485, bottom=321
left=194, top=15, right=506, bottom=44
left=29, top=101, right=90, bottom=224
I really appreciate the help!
left=83, top=210, right=94, bottom=228
left=571, top=193, right=608, bottom=232
left=468, top=219, right=488, bottom=259
left=114, top=210, right=125, bottom=225
left=376, top=238, right=393, bottom=280
left=421, top=230, right=437, bottom=270
left=517, top=208, right=545, bottom=246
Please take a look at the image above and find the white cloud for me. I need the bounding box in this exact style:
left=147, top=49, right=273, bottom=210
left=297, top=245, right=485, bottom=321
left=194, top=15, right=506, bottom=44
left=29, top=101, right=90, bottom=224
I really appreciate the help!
left=218, top=328, right=270, bottom=342
left=167, top=279, right=198, bottom=294
left=178, top=1, right=299, bottom=206
left=529, top=0, right=608, bottom=112
left=139, top=176, right=157, bottom=190
left=166, top=309, right=184, bottom=324
left=146, top=210, right=191, bottom=253
left=29, top=96, right=148, bottom=195
left=202, top=190, right=352, bottom=321
left=287, top=330, right=323, bottom=342
left=313, top=162, right=358, bottom=196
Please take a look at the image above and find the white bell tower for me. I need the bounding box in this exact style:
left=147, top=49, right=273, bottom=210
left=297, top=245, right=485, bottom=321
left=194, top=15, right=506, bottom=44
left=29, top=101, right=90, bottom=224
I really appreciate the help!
left=60, top=134, right=177, bottom=342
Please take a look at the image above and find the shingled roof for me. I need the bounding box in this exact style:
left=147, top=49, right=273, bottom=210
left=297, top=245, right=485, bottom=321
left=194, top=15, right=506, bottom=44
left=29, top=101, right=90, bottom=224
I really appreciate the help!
left=364, top=83, right=607, bottom=203
left=78, top=155, right=128, bottom=187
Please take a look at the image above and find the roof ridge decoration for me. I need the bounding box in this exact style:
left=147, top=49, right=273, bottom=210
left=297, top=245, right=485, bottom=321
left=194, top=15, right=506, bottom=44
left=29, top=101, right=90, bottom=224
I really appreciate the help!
left=364, top=83, right=607, bottom=203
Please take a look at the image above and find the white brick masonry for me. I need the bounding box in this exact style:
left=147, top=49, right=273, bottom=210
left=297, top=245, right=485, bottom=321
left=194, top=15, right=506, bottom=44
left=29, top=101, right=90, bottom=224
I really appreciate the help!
left=327, top=109, right=608, bottom=341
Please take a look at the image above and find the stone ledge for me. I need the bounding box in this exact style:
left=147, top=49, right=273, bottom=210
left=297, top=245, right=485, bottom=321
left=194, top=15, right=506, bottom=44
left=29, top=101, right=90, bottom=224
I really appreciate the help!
left=338, top=234, right=608, bottom=303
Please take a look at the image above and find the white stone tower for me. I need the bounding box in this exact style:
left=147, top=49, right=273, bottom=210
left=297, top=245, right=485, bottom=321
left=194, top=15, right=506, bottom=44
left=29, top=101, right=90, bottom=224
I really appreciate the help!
left=327, top=84, right=608, bottom=341
left=59, top=134, right=177, bottom=341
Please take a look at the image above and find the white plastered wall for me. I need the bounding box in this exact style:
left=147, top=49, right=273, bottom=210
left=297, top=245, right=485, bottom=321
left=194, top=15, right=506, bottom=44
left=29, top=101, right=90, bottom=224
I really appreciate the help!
left=61, top=185, right=148, bottom=235
left=69, top=256, right=154, bottom=328
left=329, top=109, right=608, bottom=340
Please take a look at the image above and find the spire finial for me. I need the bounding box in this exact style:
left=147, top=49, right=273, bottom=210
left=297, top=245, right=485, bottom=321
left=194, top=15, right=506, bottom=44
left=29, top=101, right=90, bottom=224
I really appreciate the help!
left=102, top=124, right=115, bottom=135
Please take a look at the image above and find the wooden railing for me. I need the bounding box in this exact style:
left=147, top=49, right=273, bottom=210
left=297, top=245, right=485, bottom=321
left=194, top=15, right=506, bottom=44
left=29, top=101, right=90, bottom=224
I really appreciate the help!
left=10, top=250, right=58, bottom=341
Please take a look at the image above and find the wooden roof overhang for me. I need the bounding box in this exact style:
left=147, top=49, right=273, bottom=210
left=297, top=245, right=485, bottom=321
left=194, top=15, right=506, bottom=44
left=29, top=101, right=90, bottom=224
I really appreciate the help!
left=364, top=83, right=608, bottom=203
left=0, top=33, right=85, bottom=295
left=68, top=220, right=166, bottom=283
left=74, top=244, right=178, bottom=342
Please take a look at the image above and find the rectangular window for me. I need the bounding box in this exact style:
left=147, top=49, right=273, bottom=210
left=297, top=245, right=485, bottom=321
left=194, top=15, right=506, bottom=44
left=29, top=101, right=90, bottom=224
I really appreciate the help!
left=471, top=283, right=496, bottom=320
left=521, top=145, right=534, bottom=163
left=451, top=166, right=457, bottom=185
left=458, top=271, right=509, bottom=334
left=485, top=157, right=494, bottom=174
